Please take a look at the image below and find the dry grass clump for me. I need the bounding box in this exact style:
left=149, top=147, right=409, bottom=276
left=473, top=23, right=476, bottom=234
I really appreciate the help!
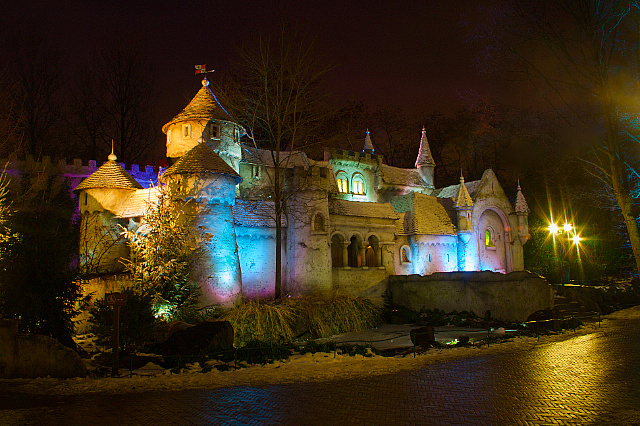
left=297, top=296, right=381, bottom=338
left=222, top=299, right=298, bottom=347
left=223, top=296, right=382, bottom=347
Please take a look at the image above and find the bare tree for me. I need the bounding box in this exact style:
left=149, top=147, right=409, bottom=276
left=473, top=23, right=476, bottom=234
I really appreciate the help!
left=476, top=0, right=640, bottom=273
left=221, top=29, right=332, bottom=299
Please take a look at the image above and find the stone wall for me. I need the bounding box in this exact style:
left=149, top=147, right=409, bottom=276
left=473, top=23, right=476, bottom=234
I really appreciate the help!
left=0, top=319, right=86, bottom=378
left=388, top=271, right=553, bottom=321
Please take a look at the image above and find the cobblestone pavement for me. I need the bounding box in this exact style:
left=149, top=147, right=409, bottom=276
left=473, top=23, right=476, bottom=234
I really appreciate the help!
left=2, top=313, right=640, bottom=425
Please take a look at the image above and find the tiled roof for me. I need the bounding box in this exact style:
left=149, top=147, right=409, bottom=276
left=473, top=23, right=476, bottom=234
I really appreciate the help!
left=160, top=143, right=241, bottom=182
left=242, top=147, right=310, bottom=169
left=515, top=183, right=529, bottom=213
left=434, top=180, right=482, bottom=200
left=232, top=199, right=287, bottom=227
left=455, top=177, right=474, bottom=208
left=74, top=160, right=143, bottom=191
left=379, top=164, right=425, bottom=187
left=115, top=187, right=161, bottom=218
left=329, top=199, right=399, bottom=220
left=162, top=79, right=234, bottom=133
left=415, top=128, right=435, bottom=167
left=391, top=192, right=455, bottom=235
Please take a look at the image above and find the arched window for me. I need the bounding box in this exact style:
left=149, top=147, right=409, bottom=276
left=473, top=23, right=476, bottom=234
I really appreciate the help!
left=336, top=172, right=349, bottom=193
left=348, top=236, right=361, bottom=267
left=485, top=228, right=496, bottom=249
left=331, top=234, right=344, bottom=267
left=313, top=213, right=325, bottom=232
left=366, top=235, right=380, bottom=267
left=352, top=174, right=365, bottom=195
left=400, top=246, right=411, bottom=264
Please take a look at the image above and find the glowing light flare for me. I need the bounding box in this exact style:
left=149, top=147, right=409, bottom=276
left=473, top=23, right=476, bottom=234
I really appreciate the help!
left=549, top=223, right=559, bottom=234
left=563, top=223, right=573, bottom=233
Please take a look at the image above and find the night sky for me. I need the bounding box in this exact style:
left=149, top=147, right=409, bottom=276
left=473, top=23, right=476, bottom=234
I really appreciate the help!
left=1, top=1, right=532, bottom=125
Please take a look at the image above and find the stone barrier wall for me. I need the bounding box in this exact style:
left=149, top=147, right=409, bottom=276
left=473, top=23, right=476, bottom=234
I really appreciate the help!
left=0, top=319, right=86, bottom=378
left=388, top=271, right=553, bottom=321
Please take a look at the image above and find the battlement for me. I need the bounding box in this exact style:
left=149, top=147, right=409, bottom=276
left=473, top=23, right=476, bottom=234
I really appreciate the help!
left=324, top=148, right=383, bottom=164
left=1, top=156, right=164, bottom=188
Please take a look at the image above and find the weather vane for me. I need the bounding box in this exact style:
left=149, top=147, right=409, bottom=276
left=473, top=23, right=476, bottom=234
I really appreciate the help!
left=194, top=64, right=215, bottom=76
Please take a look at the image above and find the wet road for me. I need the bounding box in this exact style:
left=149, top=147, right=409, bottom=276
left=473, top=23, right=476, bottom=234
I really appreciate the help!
left=2, top=311, right=640, bottom=425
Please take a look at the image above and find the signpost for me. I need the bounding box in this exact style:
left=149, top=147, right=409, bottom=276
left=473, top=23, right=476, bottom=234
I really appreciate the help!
left=104, top=292, right=127, bottom=377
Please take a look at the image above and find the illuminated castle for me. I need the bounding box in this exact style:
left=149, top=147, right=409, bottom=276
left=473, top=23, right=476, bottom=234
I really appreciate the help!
left=75, top=79, right=530, bottom=307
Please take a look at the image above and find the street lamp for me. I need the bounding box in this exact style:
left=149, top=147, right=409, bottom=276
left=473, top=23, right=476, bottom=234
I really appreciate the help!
left=549, top=222, right=579, bottom=295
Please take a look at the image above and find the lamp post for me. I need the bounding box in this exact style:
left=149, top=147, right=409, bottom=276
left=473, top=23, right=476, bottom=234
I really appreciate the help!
left=549, top=222, right=580, bottom=295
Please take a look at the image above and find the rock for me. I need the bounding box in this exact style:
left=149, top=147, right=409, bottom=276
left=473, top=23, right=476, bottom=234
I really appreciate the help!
left=154, top=321, right=194, bottom=344
left=410, top=326, right=435, bottom=347
left=157, top=320, right=234, bottom=358
left=458, top=334, right=470, bottom=345
left=489, top=327, right=505, bottom=336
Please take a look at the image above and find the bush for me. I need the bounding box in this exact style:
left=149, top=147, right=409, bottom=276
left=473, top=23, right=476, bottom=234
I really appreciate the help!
left=296, top=296, right=381, bottom=338
left=222, top=299, right=298, bottom=347
left=223, top=296, right=382, bottom=347
left=88, top=288, right=157, bottom=354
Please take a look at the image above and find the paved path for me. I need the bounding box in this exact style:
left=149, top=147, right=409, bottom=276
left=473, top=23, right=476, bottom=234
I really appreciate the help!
left=2, top=310, right=639, bottom=425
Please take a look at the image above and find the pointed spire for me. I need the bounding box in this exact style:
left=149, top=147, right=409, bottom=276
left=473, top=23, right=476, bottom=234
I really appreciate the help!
left=363, top=129, right=374, bottom=153
left=415, top=127, right=435, bottom=168
left=515, top=180, right=529, bottom=213
left=108, top=140, right=117, bottom=161
left=455, top=175, right=474, bottom=208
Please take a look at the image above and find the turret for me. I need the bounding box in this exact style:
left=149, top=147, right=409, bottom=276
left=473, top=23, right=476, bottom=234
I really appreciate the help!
left=515, top=181, right=530, bottom=245
left=362, top=129, right=374, bottom=154
left=160, top=142, right=243, bottom=308
left=415, top=127, right=435, bottom=189
left=454, top=174, right=474, bottom=271
left=162, top=78, right=245, bottom=173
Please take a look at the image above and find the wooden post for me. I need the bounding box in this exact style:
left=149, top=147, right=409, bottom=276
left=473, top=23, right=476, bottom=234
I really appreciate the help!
left=112, top=305, right=120, bottom=378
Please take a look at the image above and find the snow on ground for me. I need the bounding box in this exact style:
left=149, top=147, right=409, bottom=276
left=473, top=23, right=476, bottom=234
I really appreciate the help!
left=3, top=306, right=639, bottom=396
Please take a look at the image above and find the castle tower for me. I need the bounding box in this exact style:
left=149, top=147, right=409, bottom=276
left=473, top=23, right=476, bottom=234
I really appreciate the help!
left=454, top=174, right=474, bottom=271
left=415, top=127, right=435, bottom=189
left=515, top=181, right=530, bottom=245
left=75, top=150, right=143, bottom=273
left=162, top=78, right=245, bottom=172
left=362, top=129, right=374, bottom=154
left=160, top=143, right=243, bottom=308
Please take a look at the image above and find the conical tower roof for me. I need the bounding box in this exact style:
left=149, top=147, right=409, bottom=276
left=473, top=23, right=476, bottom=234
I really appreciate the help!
left=455, top=175, right=474, bottom=208
left=415, top=127, right=435, bottom=168
left=363, top=129, right=374, bottom=152
left=515, top=181, right=529, bottom=213
left=162, top=78, right=234, bottom=134
left=160, top=142, right=241, bottom=183
left=74, top=152, right=142, bottom=191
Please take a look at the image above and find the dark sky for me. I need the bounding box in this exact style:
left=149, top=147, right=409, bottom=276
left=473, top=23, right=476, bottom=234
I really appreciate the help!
left=1, top=0, right=529, bottom=126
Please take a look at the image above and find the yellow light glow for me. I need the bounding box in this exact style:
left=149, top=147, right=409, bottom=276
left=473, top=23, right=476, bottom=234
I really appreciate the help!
left=572, top=234, right=581, bottom=245
left=549, top=223, right=559, bottom=234
left=563, top=223, right=573, bottom=233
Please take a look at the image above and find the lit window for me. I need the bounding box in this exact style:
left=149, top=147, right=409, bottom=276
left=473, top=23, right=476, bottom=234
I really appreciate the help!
left=353, top=179, right=365, bottom=195
left=182, top=124, right=191, bottom=138
left=337, top=178, right=348, bottom=193
left=401, top=247, right=410, bottom=263
left=485, top=228, right=496, bottom=248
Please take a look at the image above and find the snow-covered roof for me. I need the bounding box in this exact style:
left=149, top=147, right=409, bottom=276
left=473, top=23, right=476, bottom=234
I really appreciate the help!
left=378, top=164, right=425, bottom=187
left=391, top=192, right=455, bottom=235
left=415, top=128, right=435, bottom=167
left=74, top=159, right=143, bottom=191
left=434, top=180, right=482, bottom=200
left=242, top=147, right=311, bottom=169
left=232, top=199, right=287, bottom=227
left=162, top=78, right=234, bottom=133
left=160, top=143, right=241, bottom=182
left=329, top=199, right=398, bottom=220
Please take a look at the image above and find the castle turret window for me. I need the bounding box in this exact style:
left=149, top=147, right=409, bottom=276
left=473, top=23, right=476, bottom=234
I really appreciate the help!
left=485, top=228, right=496, bottom=249
left=336, top=172, right=349, bottom=193
left=210, top=123, right=219, bottom=139
left=182, top=124, right=191, bottom=138
left=352, top=174, right=365, bottom=195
